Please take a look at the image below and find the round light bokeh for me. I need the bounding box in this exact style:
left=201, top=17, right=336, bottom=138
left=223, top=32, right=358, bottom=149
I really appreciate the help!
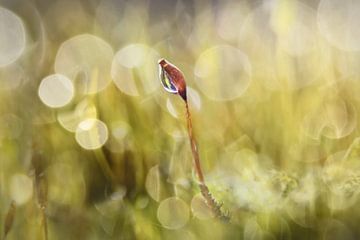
left=318, top=0, right=360, bottom=51
left=57, top=98, right=97, bottom=132
left=111, top=44, right=160, bottom=96
left=145, top=165, right=164, bottom=202
left=0, top=7, right=26, bottom=67
left=75, top=118, right=108, bottom=150
left=38, top=74, right=74, bottom=108
left=194, top=45, right=252, bottom=101
left=157, top=197, right=190, bottom=229
left=55, top=34, right=114, bottom=94
left=10, top=174, right=33, bottom=205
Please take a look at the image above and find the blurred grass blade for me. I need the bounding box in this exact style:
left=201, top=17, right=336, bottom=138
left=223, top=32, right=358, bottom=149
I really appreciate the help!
left=3, top=200, right=16, bottom=240
left=31, top=144, right=48, bottom=240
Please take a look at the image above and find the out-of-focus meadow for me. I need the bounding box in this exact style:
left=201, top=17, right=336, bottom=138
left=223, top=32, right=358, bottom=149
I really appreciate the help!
left=1, top=0, right=360, bottom=239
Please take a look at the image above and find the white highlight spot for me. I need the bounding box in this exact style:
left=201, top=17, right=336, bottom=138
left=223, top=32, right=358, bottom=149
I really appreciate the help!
left=0, top=7, right=26, bottom=67
left=38, top=74, right=74, bottom=108
left=75, top=118, right=108, bottom=150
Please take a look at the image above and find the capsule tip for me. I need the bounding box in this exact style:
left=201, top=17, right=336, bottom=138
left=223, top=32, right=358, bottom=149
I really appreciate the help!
left=158, top=58, right=167, bottom=67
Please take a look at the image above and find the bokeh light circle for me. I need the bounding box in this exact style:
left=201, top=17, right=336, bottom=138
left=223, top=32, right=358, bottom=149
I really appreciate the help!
left=57, top=99, right=97, bottom=132
left=194, top=45, right=251, bottom=101
left=55, top=34, right=114, bottom=94
left=318, top=0, right=360, bottom=51
left=111, top=44, right=161, bottom=96
left=145, top=165, right=164, bottom=202
left=38, top=74, right=74, bottom=108
left=157, top=197, right=190, bottom=229
left=75, top=118, right=108, bottom=150
left=0, top=7, right=26, bottom=67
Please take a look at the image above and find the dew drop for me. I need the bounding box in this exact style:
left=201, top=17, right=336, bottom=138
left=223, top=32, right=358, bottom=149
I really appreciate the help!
left=159, top=64, right=178, bottom=94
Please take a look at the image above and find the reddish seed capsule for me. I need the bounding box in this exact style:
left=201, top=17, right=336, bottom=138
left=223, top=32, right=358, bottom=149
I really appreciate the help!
left=158, top=58, right=187, bottom=101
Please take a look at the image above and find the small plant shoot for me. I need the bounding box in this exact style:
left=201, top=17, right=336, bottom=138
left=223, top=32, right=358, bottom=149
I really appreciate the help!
left=158, top=59, right=187, bottom=101
left=158, top=58, right=230, bottom=221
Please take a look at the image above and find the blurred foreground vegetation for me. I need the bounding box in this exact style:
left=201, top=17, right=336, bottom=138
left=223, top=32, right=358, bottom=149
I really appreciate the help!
left=1, top=0, right=360, bottom=239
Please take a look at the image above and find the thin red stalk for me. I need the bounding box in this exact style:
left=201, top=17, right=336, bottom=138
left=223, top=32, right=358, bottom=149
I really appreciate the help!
left=185, top=101, right=204, bottom=183
left=185, top=101, right=229, bottom=222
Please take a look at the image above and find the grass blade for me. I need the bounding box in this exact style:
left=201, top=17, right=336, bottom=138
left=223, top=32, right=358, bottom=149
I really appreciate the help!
left=3, top=200, right=16, bottom=240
